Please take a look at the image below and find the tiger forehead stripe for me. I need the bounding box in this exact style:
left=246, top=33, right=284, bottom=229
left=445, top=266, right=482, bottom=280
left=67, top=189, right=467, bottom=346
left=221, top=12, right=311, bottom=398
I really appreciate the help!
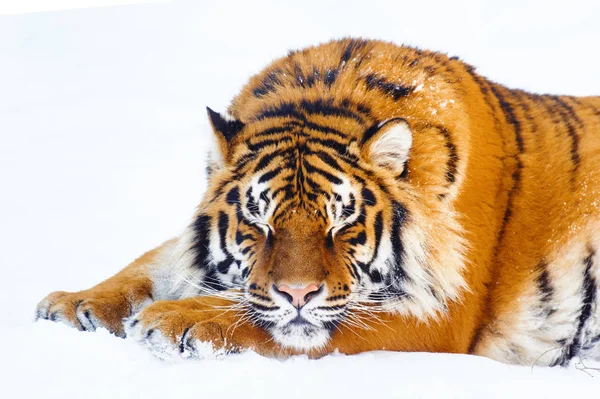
left=253, top=98, right=371, bottom=125
left=364, top=74, right=415, bottom=100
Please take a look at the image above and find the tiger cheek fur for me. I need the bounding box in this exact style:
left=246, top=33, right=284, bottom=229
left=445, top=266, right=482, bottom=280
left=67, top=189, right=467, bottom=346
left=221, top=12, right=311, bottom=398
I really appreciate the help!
left=36, top=38, right=600, bottom=366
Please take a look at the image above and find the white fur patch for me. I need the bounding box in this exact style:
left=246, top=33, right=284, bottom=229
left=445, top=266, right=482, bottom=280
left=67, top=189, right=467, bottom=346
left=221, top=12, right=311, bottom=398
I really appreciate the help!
left=352, top=202, right=467, bottom=320
left=368, top=119, right=412, bottom=173
left=477, top=220, right=600, bottom=366
left=156, top=228, right=207, bottom=300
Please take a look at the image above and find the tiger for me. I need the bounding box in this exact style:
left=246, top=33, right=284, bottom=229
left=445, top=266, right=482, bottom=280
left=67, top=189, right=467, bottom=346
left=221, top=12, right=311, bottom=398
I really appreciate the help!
left=35, top=38, right=600, bottom=366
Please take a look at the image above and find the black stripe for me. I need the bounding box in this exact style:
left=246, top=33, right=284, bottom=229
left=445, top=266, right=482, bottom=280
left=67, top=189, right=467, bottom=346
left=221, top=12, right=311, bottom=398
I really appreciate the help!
left=365, top=212, right=384, bottom=282
left=304, top=121, right=347, bottom=138
left=553, top=96, right=584, bottom=128
left=326, top=294, right=348, bottom=302
left=361, top=188, right=376, bottom=206
left=347, top=230, right=367, bottom=246
left=294, top=62, right=305, bottom=88
left=225, top=186, right=240, bottom=205
left=550, top=96, right=581, bottom=177
left=202, top=268, right=228, bottom=291
left=355, top=204, right=367, bottom=225
left=304, top=175, right=328, bottom=197
left=365, top=74, right=414, bottom=100
left=312, top=151, right=343, bottom=173
left=339, top=97, right=370, bottom=117
left=255, top=99, right=369, bottom=126
left=324, top=68, right=339, bottom=87
left=254, top=125, right=297, bottom=138
left=560, top=250, right=597, bottom=365
left=356, top=260, right=370, bottom=275
left=345, top=262, right=359, bottom=281
left=260, top=150, right=288, bottom=169
left=253, top=149, right=287, bottom=173
left=303, top=160, right=343, bottom=185
left=341, top=193, right=356, bottom=218
left=217, top=212, right=230, bottom=254
left=240, top=245, right=253, bottom=255
left=306, top=67, right=320, bottom=87
left=361, top=122, right=381, bottom=146
left=356, top=102, right=372, bottom=116
left=253, top=69, right=282, bottom=98
left=246, top=136, right=293, bottom=152
left=300, top=99, right=367, bottom=125
left=314, top=305, right=347, bottom=311
left=250, top=303, right=280, bottom=312
left=235, top=230, right=254, bottom=246
left=249, top=292, right=273, bottom=303
left=271, top=201, right=296, bottom=225
left=340, top=38, right=368, bottom=64
left=191, top=215, right=211, bottom=269
left=536, top=261, right=554, bottom=304
left=512, top=91, right=539, bottom=137
left=534, top=260, right=558, bottom=325
left=462, top=63, right=504, bottom=144
left=270, top=185, right=294, bottom=202
left=463, top=64, right=490, bottom=96
left=258, top=188, right=271, bottom=207
left=438, top=126, right=459, bottom=184
left=215, top=258, right=234, bottom=274
left=307, top=137, right=352, bottom=157
left=489, top=85, right=524, bottom=241
left=390, top=202, right=409, bottom=282
left=231, top=154, right=255, bottom=175
left=255, top=102, right=306, bottom=121
left=245, top=187, right=260, bottom=218
left=241, top=267, right=250, bottom=279
left=258, top=168, right=282, bottom=184
left=370, top=270, right=383, bottom=284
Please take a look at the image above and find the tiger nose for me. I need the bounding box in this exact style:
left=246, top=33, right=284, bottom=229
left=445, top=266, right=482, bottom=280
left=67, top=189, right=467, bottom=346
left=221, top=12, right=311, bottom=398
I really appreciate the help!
left=274, top=283, right=322, bottom=307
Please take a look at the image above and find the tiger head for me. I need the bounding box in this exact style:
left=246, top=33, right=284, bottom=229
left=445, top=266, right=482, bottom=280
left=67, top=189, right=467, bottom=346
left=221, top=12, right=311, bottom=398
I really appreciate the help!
left=182, top=39, right=469, bottom=351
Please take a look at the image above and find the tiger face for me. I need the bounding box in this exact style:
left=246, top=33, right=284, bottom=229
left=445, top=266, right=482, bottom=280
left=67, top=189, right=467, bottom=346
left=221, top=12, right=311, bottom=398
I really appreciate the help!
left=181, top=101, right=467, bottom=351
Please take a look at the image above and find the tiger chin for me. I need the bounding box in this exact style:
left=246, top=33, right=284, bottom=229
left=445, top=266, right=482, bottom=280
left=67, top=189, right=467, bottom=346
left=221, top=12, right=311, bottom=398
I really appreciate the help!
left=36, top=38, right=600, bottom=367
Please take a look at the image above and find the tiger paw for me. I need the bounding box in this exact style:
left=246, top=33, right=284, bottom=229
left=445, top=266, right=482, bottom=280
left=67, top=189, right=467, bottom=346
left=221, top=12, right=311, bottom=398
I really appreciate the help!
left=124, top=297, right=274, bottom=360
left=35, top=288, right=153, bottom=337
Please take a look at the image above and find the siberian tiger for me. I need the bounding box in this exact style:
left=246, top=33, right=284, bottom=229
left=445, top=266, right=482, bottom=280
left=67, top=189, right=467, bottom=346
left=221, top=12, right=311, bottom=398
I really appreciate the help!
left=36, top=38, right=600, bottom=366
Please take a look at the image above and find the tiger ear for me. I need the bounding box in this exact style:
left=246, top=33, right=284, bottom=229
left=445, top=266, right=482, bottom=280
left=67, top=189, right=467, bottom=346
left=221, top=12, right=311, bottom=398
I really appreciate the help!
left=206, top=107, right=245, bottom=163
left=361, top=118, right=412, bottom=174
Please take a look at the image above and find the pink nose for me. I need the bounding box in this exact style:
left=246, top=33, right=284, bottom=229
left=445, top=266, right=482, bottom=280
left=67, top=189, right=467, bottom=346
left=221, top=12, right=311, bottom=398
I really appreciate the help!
left=275, top=283, right=321, bottom=307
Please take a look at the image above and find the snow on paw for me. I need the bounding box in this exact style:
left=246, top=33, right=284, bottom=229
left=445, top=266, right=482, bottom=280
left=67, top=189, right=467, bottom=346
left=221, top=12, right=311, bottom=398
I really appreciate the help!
left=124, top=309, right=188, bottom=360
left=179, top=322, right=233, bottom=359
left=124, top=300, right=236, bottom=361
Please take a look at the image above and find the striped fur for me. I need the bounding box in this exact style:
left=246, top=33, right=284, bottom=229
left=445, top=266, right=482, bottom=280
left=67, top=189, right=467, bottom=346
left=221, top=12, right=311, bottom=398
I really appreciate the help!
left=36, top=39, right=600, bottom=365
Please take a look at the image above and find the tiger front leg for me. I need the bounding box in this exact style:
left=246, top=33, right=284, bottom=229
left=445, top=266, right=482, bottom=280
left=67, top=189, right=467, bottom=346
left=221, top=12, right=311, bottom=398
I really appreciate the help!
left=125, top=296, right=282, bottom=360
left=35, top=239, right=177, bottom=337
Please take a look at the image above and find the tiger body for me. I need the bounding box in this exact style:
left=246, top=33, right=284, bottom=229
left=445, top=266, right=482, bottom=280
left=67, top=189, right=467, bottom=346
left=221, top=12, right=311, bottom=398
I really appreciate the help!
left=36, top=39, right=600, bottom=366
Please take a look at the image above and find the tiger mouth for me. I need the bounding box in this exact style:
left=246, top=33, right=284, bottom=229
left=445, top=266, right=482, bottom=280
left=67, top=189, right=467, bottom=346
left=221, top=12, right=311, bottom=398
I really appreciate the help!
left=288, top=315, right=314, bottom=326
left=245, top=305, right=340, bottom=350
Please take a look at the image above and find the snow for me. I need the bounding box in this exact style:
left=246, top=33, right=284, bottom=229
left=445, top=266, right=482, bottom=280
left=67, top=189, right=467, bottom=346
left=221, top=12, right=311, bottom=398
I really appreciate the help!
left=5, top=322, right=599, bottom=399
left=1, top=0, right=599, bottom=397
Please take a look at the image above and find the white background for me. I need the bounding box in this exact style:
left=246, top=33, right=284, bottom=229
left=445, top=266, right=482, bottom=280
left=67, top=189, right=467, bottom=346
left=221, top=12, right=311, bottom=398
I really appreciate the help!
left=1, top=0, right=599, bottom=397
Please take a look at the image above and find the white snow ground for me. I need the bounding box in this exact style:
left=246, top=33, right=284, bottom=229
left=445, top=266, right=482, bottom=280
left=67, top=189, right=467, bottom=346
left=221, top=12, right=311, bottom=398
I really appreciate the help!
left=1, top=1, right=599, bottom=397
